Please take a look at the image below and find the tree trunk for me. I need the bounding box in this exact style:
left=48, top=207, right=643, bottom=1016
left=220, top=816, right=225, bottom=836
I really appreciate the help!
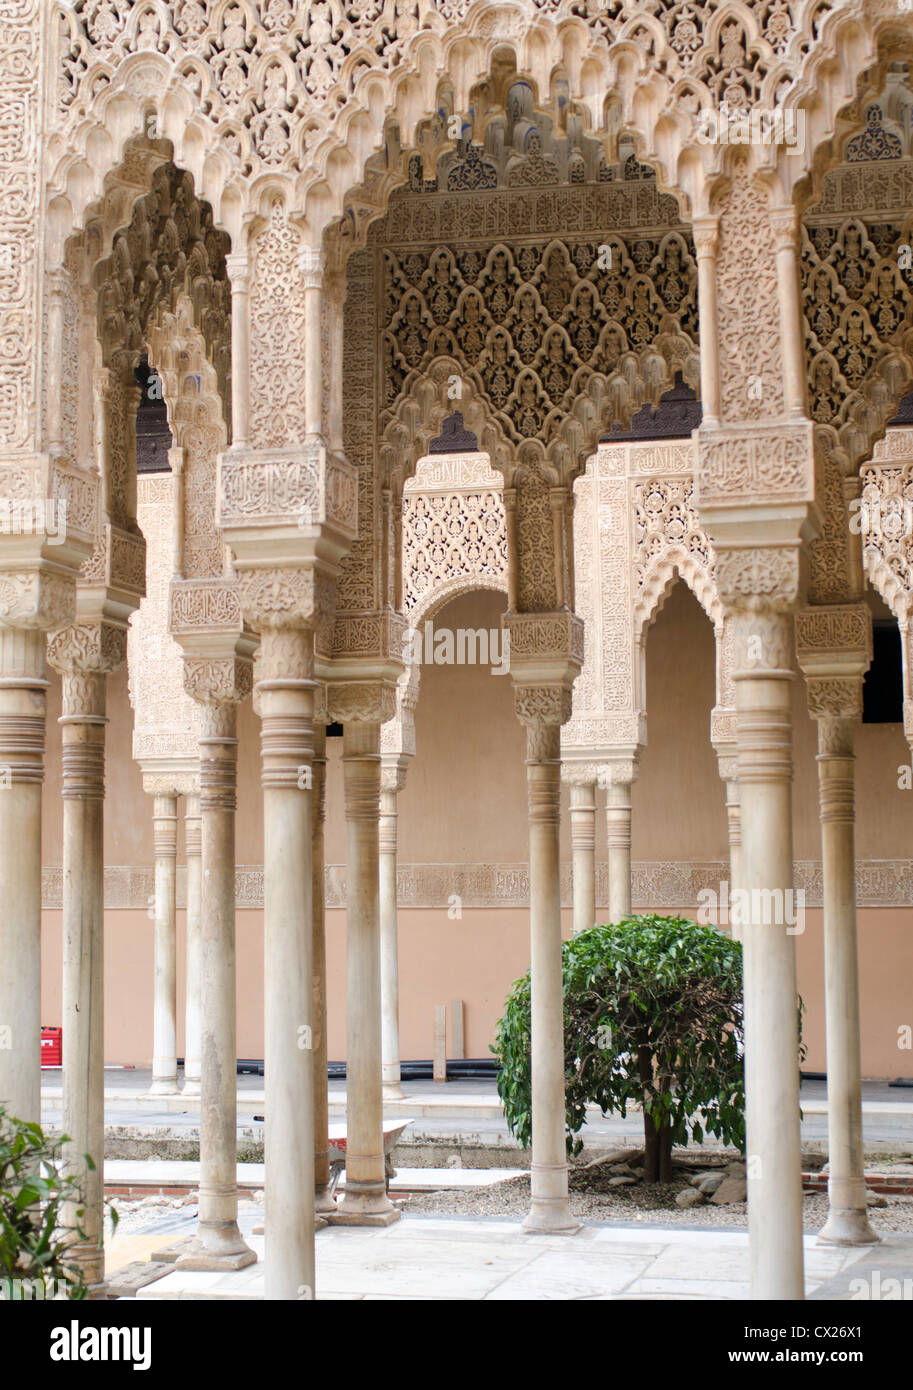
left=637, top=1043, right=659, bottom=1182
left=639, top=1047, right=675, bottom=1184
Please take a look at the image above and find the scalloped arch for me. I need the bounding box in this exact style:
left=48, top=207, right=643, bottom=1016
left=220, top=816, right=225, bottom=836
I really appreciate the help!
left=634, top=549, right=722, bottom=641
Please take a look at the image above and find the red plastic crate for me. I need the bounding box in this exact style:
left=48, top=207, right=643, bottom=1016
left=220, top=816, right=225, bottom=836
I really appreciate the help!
left=40, top=1026, right=62, bottom=1067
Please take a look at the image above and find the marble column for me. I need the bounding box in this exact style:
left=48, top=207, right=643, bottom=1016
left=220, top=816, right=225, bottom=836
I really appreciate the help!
left=379, top=762, right=407, bottom=1101
left=734, top=611, right=804, bottom=1300
left=149, top=793, right=179, bottom=1095
left=334, top=709, right=398, bottom=1225
left=183, top=791, right=202, bottom=1096
left=258, top=628, right=317, bottom=1297
left=46, top=624, right=122, bottom=1295
left=812, top=701, right=877, bottom=1246
left=603, top=763, right=637, bottom=923
left=569, top=780, right=597, bottom=936
left=178, top=684, right=254, bottom=1270
left=714, top=749, right=743, bottom=941
left=312, top=720, right=334, bottom=1215
left=0, top=629, right=49, bottom=1124
left=518, top=695, right=579, bottom=1235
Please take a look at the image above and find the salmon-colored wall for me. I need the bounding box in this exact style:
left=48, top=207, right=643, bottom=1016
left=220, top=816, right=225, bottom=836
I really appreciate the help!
left=37, top=584, right=913, bottom=1078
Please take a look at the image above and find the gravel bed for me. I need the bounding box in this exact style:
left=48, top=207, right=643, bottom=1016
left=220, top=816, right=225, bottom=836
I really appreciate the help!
left=400, top=1171, right=913, bottom=1232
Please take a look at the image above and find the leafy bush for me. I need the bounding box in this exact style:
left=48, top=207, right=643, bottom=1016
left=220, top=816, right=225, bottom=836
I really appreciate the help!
left=0, top=1107, right=109, bottom=1300
left=494, top=915, right=791, bottom=1182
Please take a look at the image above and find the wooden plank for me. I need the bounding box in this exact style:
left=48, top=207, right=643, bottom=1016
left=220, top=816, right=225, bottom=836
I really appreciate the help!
left=433, top=1004, right=447, bottom=1082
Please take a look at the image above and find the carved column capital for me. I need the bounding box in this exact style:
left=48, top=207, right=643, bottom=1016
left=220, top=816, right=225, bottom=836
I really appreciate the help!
left=692, top=215, right=719, bottom=260
left=328, top=679, right=397, bottom=726
left=595, top=758, right=640, bottom=790
left=769, top=205, right=800, bottom=253
left=48, top=620, right=128, bottom=721
left=298, top=246, right=323, bottom=289
left=234, top=562, right=337, bottom=634
left=806, top=677, right=864, bottom=729
left=730, top=608, right=796, bottom=680
left=224, top=252, right=251, bottom=292
left=514, top=683, right=573, bottom=761
left=380, top=755, right=410, bottom=796
left=183, top=655, right=253, bottom=709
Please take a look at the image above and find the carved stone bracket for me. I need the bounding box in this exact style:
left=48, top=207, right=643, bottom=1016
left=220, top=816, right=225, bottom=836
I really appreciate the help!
left=140, top=764, right=200, bottom=798
left=332, top=609, right=406, bottom=662
left=0, top=569, right=77, bottom=634
left=795, top=603, right=872, bottom=672
left=0, top=454, right=97, bottom=579
left=219, top=443, right=357, bottom=553
left=795, top=602, right=872, bottom=728
left=80, top=523, right=147, bottom=612
left=698, top=421, right=816, bottom=508
left=170, top=579, right=244, bottom=637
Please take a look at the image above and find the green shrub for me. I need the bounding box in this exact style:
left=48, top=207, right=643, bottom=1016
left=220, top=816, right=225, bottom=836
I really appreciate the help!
left=494, top=914, right=799, bottom=1182
left=0, top=1106, right=111, bottom=1300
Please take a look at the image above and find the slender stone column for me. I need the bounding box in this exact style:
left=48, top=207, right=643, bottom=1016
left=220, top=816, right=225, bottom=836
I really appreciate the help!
left=178, top=681, right=254, bottom=1270
left=312, top=720, right=334, bottom=1214
left=379, top=762, right=407, bottom=1101
left=602, top=763, right=637, bottom=923
left=569, top=780, right=597, bottom=936
left=724, top=780, right=742, bottom=897
left=45, top=633, right=119, bottom=1293
left=518, top=693, right=579, bottom=1235
left=183, top=791, right=202, bottom=1096
left=0, top=628, right=48, bottom=1124
left=149, top=793, right=179, bottom=1095
left=714, top=749, right=743, bottom=941
left=334, top=707, right=399, bottom=1225
left=734, top=611, right=804, bottom=1300
left=811, top=711, right=877, bottom=1245
left=258, top=628, right=317, bottom=1297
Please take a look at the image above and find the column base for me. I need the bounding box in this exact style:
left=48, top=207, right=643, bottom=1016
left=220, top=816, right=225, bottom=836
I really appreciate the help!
left=382, top=1081, right=406, bottom=1101
left=182, top=1076, right=201, bottom=1097
left=328, top=1206, right=402, bottom=1228
left=315, top=1185, right=338, bottom=1216
left=175, top=1223, right=257, bottom=1271
left=148, top=1076, right=180, bottom=1096
left=331, top=1181, right=401, bottom=1227
left=522, top=1205, right=582, bottom=1236
left=817, top=1208, right=880, bottom=1246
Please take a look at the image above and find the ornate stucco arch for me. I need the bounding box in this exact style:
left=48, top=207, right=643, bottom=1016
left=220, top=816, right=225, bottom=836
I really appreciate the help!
left=379, top=358, right=516, bottom=488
